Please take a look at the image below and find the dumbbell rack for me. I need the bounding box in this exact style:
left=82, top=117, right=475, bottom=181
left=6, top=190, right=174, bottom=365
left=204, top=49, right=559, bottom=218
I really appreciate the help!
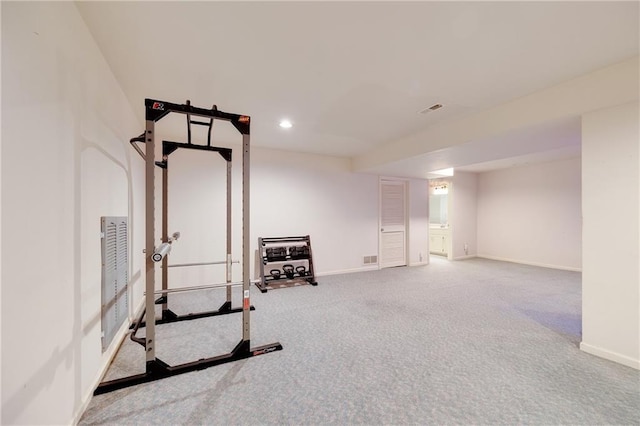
left=256, top=235, right=318, bottom=293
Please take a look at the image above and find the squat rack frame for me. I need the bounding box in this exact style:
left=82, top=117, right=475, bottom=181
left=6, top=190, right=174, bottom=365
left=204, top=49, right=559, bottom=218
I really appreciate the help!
left=94, top=99, right=282, bottom=395
left=129, top=138, right=254, bottom=329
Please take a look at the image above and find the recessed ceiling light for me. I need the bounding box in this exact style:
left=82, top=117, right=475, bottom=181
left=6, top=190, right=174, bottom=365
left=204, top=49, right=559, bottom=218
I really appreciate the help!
left=279, top=119, right=292, bottom=129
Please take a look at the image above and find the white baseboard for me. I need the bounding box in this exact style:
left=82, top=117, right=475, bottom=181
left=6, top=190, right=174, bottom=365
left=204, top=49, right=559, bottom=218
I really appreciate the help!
left=73, top=299, right=145, bottom=425
left=451, top=255, right=477, bottom=261
left=316, top=265, right=379, bottom=276
left=318, top=261, right=435, bottom=276
left=477, top=254, right=581, bottom=272
left=580, top=342, right=640, bottom=370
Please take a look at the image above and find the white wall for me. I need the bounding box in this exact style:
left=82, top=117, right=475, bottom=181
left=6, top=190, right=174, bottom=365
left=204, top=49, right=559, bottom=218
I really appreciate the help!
left=161, top=146, right=239, bottom=287
left=476, top=157, right=582, bottom=270
left=408, top=178, right=429, bottom=265
left=252, top=150, right=382, bottom=275
left=1, top=3, right=143, bottom=424
left=450, top=172, right=478, bottom=259
left=581, top=101, right=639, bottom=369
left=166, top=146, right=381, bottom=285
left=165, top=146, right=429, bottom=285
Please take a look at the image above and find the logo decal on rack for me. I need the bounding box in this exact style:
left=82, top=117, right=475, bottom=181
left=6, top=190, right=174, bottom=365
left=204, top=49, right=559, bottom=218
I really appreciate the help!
left=152, top=102, right=164, bottom=110
left=253, top=347, right=277, bottom=356
left=243, top=289, right=250, bottom=310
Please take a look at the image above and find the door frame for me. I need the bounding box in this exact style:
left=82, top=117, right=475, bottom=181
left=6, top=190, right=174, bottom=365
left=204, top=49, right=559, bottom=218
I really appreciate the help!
left=378, top=177, right=409, bottom=269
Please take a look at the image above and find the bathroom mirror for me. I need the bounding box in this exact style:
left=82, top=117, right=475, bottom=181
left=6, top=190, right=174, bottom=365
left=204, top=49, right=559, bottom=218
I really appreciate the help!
left=429, top=181, right=449, bottom=226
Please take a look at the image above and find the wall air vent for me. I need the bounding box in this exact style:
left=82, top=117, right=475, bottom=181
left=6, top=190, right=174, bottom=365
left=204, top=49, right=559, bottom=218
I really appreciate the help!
left=419, top=103, right=443, bottom=114
left=363, top=255, right=379, bottom=265
left=101, top=216, right=128, bottom=352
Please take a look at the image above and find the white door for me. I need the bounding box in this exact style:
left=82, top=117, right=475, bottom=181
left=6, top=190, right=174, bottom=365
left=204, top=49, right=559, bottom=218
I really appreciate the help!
left=380, top=179, right=407, bottom=268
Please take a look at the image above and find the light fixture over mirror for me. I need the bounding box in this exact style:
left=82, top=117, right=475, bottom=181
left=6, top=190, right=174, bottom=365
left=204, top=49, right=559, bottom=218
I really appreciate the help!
left=279, top=119, right=292, bottom=128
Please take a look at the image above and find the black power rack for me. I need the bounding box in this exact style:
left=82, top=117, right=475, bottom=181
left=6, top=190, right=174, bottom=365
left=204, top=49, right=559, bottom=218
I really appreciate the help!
left=257, top=236, right=318, bottom=293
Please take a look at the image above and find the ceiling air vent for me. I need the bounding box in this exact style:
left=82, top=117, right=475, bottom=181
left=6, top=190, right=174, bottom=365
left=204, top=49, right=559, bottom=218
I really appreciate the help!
left=419, top=103, right=443, bottom=114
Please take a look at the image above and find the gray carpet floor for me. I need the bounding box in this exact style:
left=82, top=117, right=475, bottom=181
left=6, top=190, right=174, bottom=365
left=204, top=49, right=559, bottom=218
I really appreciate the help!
left=80, top=257, right=640, bottom=425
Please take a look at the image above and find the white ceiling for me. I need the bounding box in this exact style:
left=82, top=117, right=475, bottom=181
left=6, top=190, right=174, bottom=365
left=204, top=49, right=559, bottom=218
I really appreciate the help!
left=76, top=1, right=639, bottom=177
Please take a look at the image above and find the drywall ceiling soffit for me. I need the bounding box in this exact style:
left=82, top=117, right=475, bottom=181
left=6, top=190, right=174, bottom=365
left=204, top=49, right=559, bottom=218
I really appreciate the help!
left=355, top=56, right=640, bottom=177
left=367, top=117, right=582, bottom=179
left=76, top=1, right=638, bottom=168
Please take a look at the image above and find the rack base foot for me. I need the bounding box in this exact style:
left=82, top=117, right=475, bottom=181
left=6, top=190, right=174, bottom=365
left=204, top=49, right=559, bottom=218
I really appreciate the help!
left=94, top=340, right=283, bottom=395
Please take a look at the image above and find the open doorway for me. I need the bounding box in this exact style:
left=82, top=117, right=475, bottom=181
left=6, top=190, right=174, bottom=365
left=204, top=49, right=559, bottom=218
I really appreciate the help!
left=429, top=180, right=452, bottom=260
